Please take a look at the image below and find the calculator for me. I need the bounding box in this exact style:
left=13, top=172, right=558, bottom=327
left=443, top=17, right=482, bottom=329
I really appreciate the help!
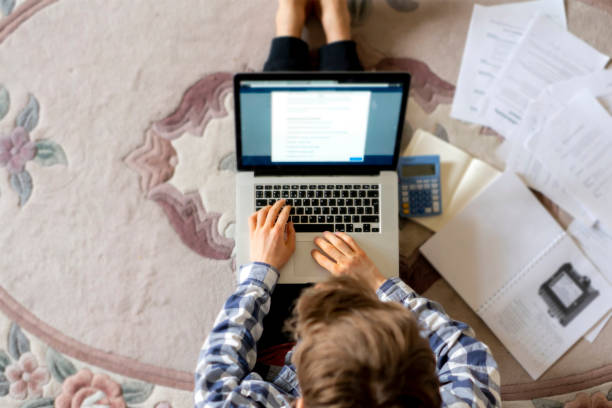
left=397, top=155, right=442, bottom=217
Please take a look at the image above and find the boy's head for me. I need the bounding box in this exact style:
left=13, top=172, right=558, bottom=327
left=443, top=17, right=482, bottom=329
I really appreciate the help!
left=290, top=276, right=441, bottom=408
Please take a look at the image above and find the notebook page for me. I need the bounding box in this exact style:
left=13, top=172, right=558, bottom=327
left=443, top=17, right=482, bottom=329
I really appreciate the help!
left=445, top=159, right=500, bottom=219
left=420, top=172, right=564, bottom=311
left=478, top=233, right=612, bottom=378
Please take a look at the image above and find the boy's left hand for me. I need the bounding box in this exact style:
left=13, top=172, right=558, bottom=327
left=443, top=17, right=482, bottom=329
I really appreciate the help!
left=249, top=199, right=296, bottom=270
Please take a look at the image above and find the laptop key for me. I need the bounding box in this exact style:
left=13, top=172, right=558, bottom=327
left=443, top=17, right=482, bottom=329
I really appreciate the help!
left=256, top=191, right=263, bottom=198
left=294, top=224, right=334, bottom=233
left=344, top=215, right=351, bottom=223
left=283, top=185, right=290, bottom=189
left=320, top=199, right=328, bottom=206
left=331, top=207, right=338, bottom=214
left=318, top=185, right=325, bottom=189
left=291, top=216, right=300, bottom=223
left=357, top=207, right=364, bottom=214
left=335, top=224, right=345, bottom=232
left=292, top=185, right=299, bottom=189
left=268, top=199, right=275, bottom=205
left=307, top=191, right=314, bottom=198
left=339, top=207, right=347, bottom=214
left=256, top=199, right=267, bottom=206
left=314, top=207, right=321, bottom=215
left=335, top=216, right=342, bottom=223
left=333, top=191, right=341, bottom=198
left=352, top=215, right=360, bottom=222
left=316, top=191, right=323, bottom=198
left=346, top=224, right=353, bottom=232
left=265, top=185, right=272, bottom=190
left=318, top=216, right=325, bottom=223
left=309, top=185, right=317, bottom=189
left=348, top=207, right=356, bottom=214
left=312, top=199, right=319, bottom=206
left=301, top=216, right=308, bottom=223
left=329, top=199, right=336, bottom=206
left=282, top=191, right=289, bottom=198
left=256, top=185, right=263, bottom=190
left=365, top=207, right=373, bottom=214
left=363, top=224, right=371, bottom=232
left=300, top=185, right=308, bottom=190
left=274, top=185, right=281, bottom=190
left=273, top=191, right=280, bottom=198
left=305, top=207, right=313, bottom=215
left=290, top=191, right=297, bottom=198
left=335, top=185, right=343, bottom=189
left=326, top=216, right=334, bottom=223
left=346, top=199, right=354, bottom=206
left=361, top=215, right=379, bottom=223
left=322, top=207, right=330, bottom=215
left=327, top=185, right=334, bottom=189
left=299, top=191, right=306, bottom=198
left=337, top=199, right=345, bottom=206
left=372, top=228, right=380, bottom=232
left=265, top=191, right=272, bottom=198
left=355, top=228, right=362, bottom=232
left=294, top=199, right=302, bottom=206
left=309, top=215, right=317, bottom=223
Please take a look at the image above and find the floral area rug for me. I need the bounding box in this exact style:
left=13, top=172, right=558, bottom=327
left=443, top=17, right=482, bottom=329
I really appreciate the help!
left=1, top=0, right=612, bottom=406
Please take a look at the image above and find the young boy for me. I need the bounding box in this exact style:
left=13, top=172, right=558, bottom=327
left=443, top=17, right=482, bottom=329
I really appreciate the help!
left=195, top=1, right=500, bottom=406
left=194, top=200, right=500, bottom=407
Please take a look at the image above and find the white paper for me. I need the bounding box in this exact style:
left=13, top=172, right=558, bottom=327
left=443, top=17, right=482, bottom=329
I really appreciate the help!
left=568, top=220, right=612, bottom=282
left=482, top=15, right=609, bottom=138
left=568, top=219, right=612, bottom=342
left=451, top=0, right=567, bottom=124
left=528, top=92, right=612, bottom=230
left=421, top=173, right=612, bottom=379
left=506, top=70, right=612, bottom=224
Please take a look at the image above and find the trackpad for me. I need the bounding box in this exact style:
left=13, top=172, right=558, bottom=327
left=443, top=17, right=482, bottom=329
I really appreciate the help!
left=293, top=242, right=330, bottom=282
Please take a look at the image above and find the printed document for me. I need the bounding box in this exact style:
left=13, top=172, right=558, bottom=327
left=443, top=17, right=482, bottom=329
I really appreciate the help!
left=482, top=15, right=609, bottom=138
left=506, top=70, right=612, bottom=224
left=527, top=91, right=612, bottom=231
left=421, top=173, right=612, bottom=379
left=451, top=0, right=566, bottom=124
left=568, top=220, right=612, bottom=342
left=271, top=91, right=370, bottom=162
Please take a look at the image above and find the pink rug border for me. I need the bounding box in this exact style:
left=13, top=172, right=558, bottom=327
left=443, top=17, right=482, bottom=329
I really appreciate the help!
left=0, top=286, right=194, bottom=390
left=0, top=0, right=59, bottom=44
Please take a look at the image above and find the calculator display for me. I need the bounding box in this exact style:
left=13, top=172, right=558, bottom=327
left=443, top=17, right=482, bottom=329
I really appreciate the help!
left=401, top=164, right=436, bottom=178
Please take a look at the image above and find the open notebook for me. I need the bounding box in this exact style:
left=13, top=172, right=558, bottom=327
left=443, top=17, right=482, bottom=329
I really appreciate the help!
left=420, top=172, right=612, bottom=379
left=403, top=129, right=500, bottom=232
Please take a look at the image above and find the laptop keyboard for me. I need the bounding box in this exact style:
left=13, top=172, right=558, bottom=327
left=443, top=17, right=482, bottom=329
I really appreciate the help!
left=255, top=184, right=381, bottom=233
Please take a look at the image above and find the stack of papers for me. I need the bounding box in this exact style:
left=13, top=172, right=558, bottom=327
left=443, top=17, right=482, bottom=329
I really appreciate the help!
left=449, top=0, right=612, bottom=344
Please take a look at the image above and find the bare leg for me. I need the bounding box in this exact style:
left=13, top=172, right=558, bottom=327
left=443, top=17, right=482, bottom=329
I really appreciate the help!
left=276, top=0, right=311, bottom=38
left=316, top=0, right=351, bottom=43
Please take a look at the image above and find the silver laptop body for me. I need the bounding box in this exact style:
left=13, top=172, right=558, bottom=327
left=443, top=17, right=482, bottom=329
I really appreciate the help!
left=233, top=72, right=411, bottom=283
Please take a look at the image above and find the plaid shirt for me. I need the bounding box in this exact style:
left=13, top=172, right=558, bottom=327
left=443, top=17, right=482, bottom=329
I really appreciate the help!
left=195, top=262, right=501, bottom=408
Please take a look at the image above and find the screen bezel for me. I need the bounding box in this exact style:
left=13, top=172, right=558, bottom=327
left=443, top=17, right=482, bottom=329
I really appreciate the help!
left=234, top=72, right=411, bottom=175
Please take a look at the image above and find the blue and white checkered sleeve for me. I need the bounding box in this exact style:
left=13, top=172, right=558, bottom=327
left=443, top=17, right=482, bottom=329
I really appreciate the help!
left=194, top=262, right=293, bottom=408
left=377, top=278, right=501, bottom=408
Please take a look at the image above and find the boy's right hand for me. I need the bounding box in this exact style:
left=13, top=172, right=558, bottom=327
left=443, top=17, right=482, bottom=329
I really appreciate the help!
left=311, top=231, right=387, bottom=292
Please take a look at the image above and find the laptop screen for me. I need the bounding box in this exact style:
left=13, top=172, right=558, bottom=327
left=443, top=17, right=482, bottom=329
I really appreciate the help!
left=235, top=73, right=410, bottom=172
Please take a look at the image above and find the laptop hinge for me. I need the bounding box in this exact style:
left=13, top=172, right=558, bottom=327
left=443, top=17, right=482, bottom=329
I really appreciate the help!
left=254, top=169, right=381, bottom=177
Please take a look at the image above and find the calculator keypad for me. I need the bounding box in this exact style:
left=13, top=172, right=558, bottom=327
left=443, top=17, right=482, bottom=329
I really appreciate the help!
left=400, top=178, right=441, bottom=217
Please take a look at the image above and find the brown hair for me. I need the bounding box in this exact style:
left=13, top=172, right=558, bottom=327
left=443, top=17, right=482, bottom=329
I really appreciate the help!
left=288, top=276, right=441, bottom=408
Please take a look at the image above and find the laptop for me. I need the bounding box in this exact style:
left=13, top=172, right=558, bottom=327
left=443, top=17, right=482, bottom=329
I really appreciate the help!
left=234, top=72, right=411, bottom=283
